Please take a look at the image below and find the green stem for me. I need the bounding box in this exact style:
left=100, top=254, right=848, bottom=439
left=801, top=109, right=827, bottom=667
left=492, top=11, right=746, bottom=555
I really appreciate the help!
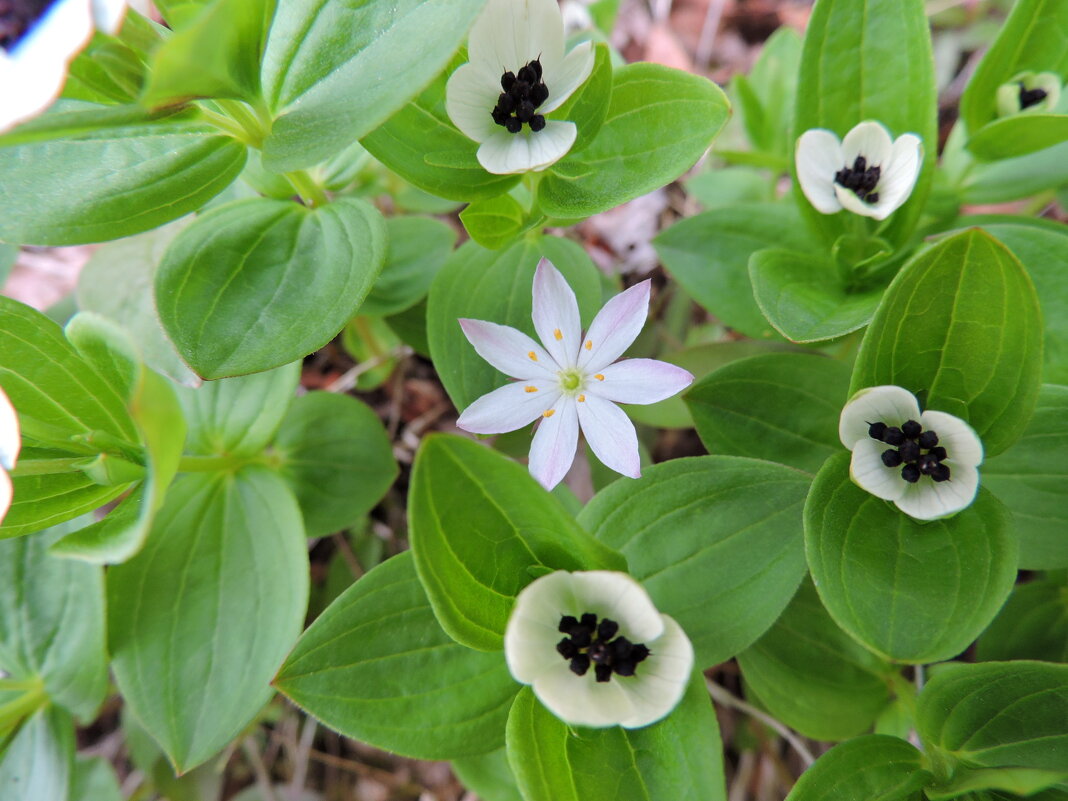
left=216, top=99, right=269, bottom=148
left=0, top=677, right=46, bottom=728
left=889, top=670, right=919, bottom=721
left=178, top=454, right=261, bottom=473
left=199, top=108, right=258, bottom=146
left=70, top=430, right=145, bottom=465
left=285, top=169, right=330, bottom=208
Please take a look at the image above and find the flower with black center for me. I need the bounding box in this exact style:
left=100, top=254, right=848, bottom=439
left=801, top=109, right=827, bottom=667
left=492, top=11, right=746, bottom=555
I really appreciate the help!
left=505, top=570, right=693, bottom=728
left=0, top=385, right=20, bottom=524
left=996, top=71, right=1063, bottom=118
left=445, top=0, right=595, bottom=174
left=1, top=0, right=127, bottom=132
left=456, top=260, right=694, bottom=490
left=839, top=385, right=984, bottom=521
left=796, top=120, right=922, bottom=220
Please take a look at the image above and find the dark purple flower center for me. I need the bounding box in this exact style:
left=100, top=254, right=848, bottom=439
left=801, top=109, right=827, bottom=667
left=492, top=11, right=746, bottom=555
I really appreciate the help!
left=0, top=0, right=54, bottom=51
left=1019, top=83, right=1049, bottom=109
left=835, top=155, right=882, bottom=204
left=493, top=58, right=549, bottom=134
left=868, top=419, right=951, bottom=483
left=556, top=612, right=650, bottom=683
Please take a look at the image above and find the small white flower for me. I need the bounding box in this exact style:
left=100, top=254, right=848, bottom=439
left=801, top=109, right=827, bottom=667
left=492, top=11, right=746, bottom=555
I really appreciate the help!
left=839, top=385, right=984, bottom=521
left=0, top=0, right=127, bottom=133
left=996, top=71, right=1063, bottom=118
left=796, top=121, right=922, bottom=220
left=445, top=0, right=595, bottom=174
left=0, top=385, right=21, bottom=524
left=505, top=570, right=694, bottom=728
left=456, top=260, right=694, bottom=490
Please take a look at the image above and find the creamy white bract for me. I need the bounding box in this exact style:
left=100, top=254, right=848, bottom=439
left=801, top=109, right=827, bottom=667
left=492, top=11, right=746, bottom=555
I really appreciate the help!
left=0, top=385, right=21, bottom=525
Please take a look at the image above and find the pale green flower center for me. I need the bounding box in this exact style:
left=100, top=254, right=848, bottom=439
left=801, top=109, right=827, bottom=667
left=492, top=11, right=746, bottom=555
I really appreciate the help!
left=558, top=368, right=584, bottom=394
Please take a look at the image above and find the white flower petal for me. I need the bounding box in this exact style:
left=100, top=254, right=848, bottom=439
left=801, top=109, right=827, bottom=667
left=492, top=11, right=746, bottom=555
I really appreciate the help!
left=577, top=280, right=650, bottom=372
left=577, top=393, right=640, bottom=480
left=834, top=183, right=882, bottom=219
left=533, top=659, right=638, bottom=727
left=457, top=380, right=560, bottom=435
left=528, top=396, right=579, bottom=489
left=590, top=359, right=694, bottom=405
left=795, top=129, right=845, bottom=214
left=532, top=260, right=582, bottom=369
left=445, top=60, right=503, bottom=143
left=0, top=386, right=20, bottom=471
left=919, top=410, right=984, bottom=468
left=850, top=438, right=907, bottom=502
left=458, top=318, right=555, bottom=380
left=505, top=571, right=577, bottom=684
left=540, top=40, right=594, bottom=114
left=617, top=615, right=693, bottom=729
left=91, top=0, right=126, bottom=33
left=865, top=133, right=922, bottom=220
left=0, top=469, right=11, bottom=525
left=838, top=385, right=922, bottom=449
left=476, top=121, right=577, bottom=174
left=841, top=120, right=893, bottom=169
left=467, top=0, right=565, bottom=76
left=894, top=462, right=979, bottom=521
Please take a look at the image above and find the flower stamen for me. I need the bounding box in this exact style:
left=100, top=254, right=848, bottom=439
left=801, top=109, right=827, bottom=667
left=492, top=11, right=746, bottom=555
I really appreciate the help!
left=835, top=155, right=881, bottom=204
left=868, top=419, right=951, bottom=483
left=556, top=613, right=650, bottom=682
left=492, top=58, right=549, bottom=134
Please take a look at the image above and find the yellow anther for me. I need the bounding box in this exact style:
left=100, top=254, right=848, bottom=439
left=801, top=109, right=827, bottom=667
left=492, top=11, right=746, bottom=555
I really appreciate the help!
left=578, top=394, right=585, bottom=402
left=528, top=351, right=538, bottom=361
left=585, top=340, right=592, bottom=350
left=594, top=374, right=604, bottom=381
left=525, top=386, right=538, bottom=393
left=554, top=328, right=563, bottom=340
left=543, top=409, right=555, bottom=418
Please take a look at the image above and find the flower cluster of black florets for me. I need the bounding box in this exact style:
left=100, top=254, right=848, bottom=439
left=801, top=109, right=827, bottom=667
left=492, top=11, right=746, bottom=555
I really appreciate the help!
left=0, top=0, right=50, bottom=50
left=1018, top=83, right=1049, bottom=109
left=868, top=419, right=951, bottom=483
left=493, top=58, right=549, bottom=134
left=835, top=155, right=882, bottom=203
left=556, top=613, right=650, bottom=683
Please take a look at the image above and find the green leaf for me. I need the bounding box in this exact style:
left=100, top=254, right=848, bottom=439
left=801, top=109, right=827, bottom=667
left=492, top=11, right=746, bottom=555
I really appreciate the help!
left=426, top=235, right=602, bottom=411
left=958, top=139, right=1068, bottom=205
left=976, top=573, right=1068, bottom=664
left=737, top=579, right=893, bottom=741
left=409, top=435, right=624, bottom=652
left=108, top=468, right=309, bottom=772
left=276, top=551, right=516, bottom=759
left=578, top=456, right=810, bottom=668
left=0, top=522, right=108, bottom=720
left=176, top=361, right=300, bottom=458
left=155, top=197, right=386, bottom=378
left=793, top=0, right=937, bottom=245
left=537, top=64, right=729, bottom=219
left=142, top=0, right=276, bottom=106
left=983, top=384, right=1068, bottom=569
left=550, top=42, right=613, bottom=154
left=784, top=735, right=931, bottom=801
left=685, top=353, right=851, bottom=474
left=850, top=229, right=1044, bottom=457
left=917, top=661, right=1068, bottom=772
left=805, top=452, right=1018, bottom=663
left=506, top=675, right=726, bottom=801
left=70, top=757, right=123, bottom=801
left=452, top=749, right=523, bottom=801
left=959, top=0, right=1068, bottom=134
left=0, top=108, right=246, bottom=246
left=749, top=249, right=884, bottom=343
left=0, top=706, right=74, bottom=801
left=273, top=392, right=398, bottom=538
left=967, top=115, right=1068, bottom=161
left=927, top=767, right=1068, bottom=800
left=361, top=216, right=456, bottom=317
left=654, top=203, right=814, bottom=340
left=732, top=26, right=802, bottom=157
left=261, top=0, right=486, bottom=171
left=460, top=194, right=528, bottom=250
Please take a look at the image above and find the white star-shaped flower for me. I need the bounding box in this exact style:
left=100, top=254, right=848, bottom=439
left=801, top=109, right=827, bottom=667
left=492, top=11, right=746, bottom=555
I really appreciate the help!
left=1, top=0, right=127, bottom=133
left=996, top=71, right=1063, bottom=118
left=796, top=121, right=922, bottom=220
left=456, top=260, right=694, bottom=490
left=505, top=570, right=694, bottom=728
left=0, top=385, right=21, bottom=525
left=445, top=0, right=595, bottom=174
left=839, top=385, right=984, bottom=521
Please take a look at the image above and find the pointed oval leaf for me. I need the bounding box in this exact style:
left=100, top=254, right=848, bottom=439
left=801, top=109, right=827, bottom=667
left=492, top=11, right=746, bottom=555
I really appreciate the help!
left=785, top=735, right=931, bottom=801
left=976, top=574, right=1068, bottom=663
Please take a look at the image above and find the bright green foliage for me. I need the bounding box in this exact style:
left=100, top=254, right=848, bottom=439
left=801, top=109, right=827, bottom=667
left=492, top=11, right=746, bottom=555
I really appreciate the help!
left=461, top=194, right=529, bottom=250
left=155, top=197, right=386, bottom=378
left=579, top=456, right=809, bottom=667
left=685, top=353, right=850, bottom=474
left=0, top=706, right=74, bottom=801
left=276, top=552, right=517, bottom=759
left=732, top=27, right=802, bottom=160
left=452, top=749, right=523, bottom=801
left=784, top=735, right=931, bottom=801
left=977, top=574, right=1068, bottom=663
left=851, top=229, right=1044, bottom=457
left=362, top=216, right=457, bottom=317
left=549, top=43, right=614, bottom=154
left=805, top=453, right=1018, bottom=663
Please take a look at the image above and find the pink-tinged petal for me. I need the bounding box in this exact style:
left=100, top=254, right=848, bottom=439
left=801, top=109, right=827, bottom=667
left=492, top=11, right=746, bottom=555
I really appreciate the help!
left=838, top=386, right=922, bottom=449
left=590, top=359, right=694, bottom=405
left=459, top=318, right=555, bottom=380
left=577, top=280, right=651, bottom=373
left=919, top=410, right=984, bottom=468
left=528, top=397, right=579, bottom=490
left=577, top=394, right=640, bottom=479
left=532, top=260, right=582, bottom=369
left=0, top=385, right=20, bottom=471
left=457, top=380, right=561, bottom=435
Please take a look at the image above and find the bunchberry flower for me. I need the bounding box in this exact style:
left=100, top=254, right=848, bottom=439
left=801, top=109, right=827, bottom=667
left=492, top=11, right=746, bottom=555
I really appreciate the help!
left=1, top=0, right=127, bottom=132
left=0, top=385, right=20, bottom=524
left=796, top=121, right=922, bottom=220
left=996, top=71, right=1063, bottom=118
left=445, top=0, right=595, bottom=174
left=505, top=570, right=694, bottom=728
left=839, top=385, right=984, bottom=521
left=456, top=260, right=694, bottom=490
